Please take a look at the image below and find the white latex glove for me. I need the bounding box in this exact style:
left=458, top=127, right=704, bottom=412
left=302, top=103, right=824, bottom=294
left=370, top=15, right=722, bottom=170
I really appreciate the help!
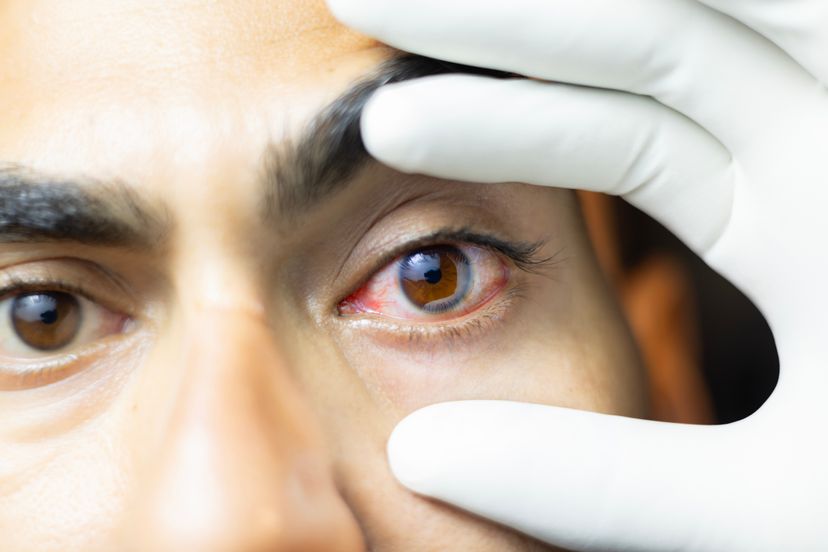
left=326, top=0, right=828, bottom=550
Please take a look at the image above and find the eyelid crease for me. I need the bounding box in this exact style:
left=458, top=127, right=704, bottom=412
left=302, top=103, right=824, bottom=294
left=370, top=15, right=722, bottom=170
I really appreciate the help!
left=338, top=226, right=563, bottom=310
left=430, top=228, right=563, bottom=275
left=0, top=265, right=137, bottom=321
left=0, top=278, right=99, bottom=304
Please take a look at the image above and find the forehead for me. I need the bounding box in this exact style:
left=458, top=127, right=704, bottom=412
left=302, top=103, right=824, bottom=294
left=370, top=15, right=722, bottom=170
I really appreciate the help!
left=0, top=0, right=385, bottom=188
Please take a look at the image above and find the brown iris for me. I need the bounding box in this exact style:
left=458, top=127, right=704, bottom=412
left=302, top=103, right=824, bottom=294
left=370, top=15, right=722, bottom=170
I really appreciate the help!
left=400, top=246, right=467, bottom=310
left=11, top=292, right=81, bottom=351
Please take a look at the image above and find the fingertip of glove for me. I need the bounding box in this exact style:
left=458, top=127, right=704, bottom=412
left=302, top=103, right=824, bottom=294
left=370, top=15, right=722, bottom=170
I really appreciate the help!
left=324, top=0, right=353, bottom=24
left=386, top=407, right=433, bottom=493
left=361, top=85, right=425, bottom=173
left=387, top=402, right=464, bottom=495
left=325, top=0, right=381, bottom=34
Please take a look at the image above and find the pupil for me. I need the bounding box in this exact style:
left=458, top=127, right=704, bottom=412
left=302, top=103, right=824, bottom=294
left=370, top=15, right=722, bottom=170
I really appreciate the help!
left=41, top=308, right=59, bottom=325
left=400, top=247, right=463, bottom=309
left=11, top=292, right=81, bottom=351
left=424, top=268, right=442, bottom=284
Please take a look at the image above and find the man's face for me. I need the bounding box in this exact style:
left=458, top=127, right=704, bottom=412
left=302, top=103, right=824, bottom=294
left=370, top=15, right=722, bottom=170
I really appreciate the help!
left=0, top=1, right=647, bottom=550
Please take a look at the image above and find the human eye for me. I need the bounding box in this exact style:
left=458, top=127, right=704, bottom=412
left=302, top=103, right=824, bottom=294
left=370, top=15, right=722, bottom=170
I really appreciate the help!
left=337, top=230, right=552, bottom=331
left=0, top=263, right=134, bottom=389
left=339, top=243, right=509, bottom=322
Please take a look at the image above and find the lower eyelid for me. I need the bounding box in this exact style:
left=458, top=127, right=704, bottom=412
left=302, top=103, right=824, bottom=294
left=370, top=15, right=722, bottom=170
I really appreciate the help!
left=338, top=281, right=525, bottom=352
left=0, top=306, right=144, bottom=391
left=0, top=338, right=109, bottom=390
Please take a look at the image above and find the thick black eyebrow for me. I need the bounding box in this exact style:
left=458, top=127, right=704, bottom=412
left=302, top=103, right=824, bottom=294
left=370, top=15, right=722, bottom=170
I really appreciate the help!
left=0, top=167, right=169, bottom=247
left=263, top=53, right=512, bottom=219
left=0, top=54, right=506, bottom=248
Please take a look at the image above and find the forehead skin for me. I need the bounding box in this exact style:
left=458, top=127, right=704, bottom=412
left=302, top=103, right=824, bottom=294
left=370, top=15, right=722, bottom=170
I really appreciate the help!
left=0, top=0, right=386, bottom=204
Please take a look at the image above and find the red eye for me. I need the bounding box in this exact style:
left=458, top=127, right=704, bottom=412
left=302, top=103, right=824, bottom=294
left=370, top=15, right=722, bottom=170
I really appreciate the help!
left=339, top=244, right=509, bottom=322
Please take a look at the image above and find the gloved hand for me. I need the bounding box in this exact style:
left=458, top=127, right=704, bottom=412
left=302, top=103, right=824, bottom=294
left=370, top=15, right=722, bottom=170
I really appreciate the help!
left=326, top=0, right=828, bottom=550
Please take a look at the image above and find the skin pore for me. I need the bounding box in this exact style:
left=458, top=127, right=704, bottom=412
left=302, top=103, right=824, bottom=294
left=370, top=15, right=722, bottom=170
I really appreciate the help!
left=0, top=1, right=648, bottom=550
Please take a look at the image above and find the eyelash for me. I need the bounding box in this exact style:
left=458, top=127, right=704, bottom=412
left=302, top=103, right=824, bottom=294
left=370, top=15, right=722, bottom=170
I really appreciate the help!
left=0, top=232, right=557, bottom=372
left=337, top=228, right=558, bottom=344
left=0, top=272, right=134, bottom=344
left=0, top=276, right=100, bottom=304
left=348, top=228, right=556, bottom=294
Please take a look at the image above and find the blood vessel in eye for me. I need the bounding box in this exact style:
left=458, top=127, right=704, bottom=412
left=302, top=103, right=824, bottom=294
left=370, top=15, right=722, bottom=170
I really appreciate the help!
left=337, top=243, right=507, bottom=318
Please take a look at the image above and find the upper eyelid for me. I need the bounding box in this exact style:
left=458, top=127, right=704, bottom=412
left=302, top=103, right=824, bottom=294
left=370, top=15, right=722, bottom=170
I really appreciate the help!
left=0, top=277, right=94, bottom=300
left=339, top=228, right=558, bottom=304
left=0, top=260, right=138, bottom=316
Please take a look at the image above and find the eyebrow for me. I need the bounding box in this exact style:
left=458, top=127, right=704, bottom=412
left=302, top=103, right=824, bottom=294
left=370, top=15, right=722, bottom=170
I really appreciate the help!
left=0, top=168, right=169, bottom=247
left=0, top=54, right=509, bottom=247
left=262, top=53, right=511, bottom=219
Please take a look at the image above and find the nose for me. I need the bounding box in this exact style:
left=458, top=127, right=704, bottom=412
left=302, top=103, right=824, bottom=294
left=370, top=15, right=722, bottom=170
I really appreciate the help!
left=126, top=307, right=365, bottom=551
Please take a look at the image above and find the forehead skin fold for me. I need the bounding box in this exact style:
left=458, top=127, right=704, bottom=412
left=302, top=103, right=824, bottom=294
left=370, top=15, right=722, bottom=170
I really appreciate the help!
left=0, top=0, right=388, bottom=195
left=0, top=0, right=379, bottom=95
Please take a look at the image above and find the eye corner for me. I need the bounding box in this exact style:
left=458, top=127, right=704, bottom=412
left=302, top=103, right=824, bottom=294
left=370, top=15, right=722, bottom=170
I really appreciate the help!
left=336, top=291, right=365, bottom=317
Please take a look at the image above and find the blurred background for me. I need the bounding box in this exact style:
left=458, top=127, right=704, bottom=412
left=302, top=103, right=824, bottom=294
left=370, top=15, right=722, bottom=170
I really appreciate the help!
left=581, top=192, right=779, bottom=425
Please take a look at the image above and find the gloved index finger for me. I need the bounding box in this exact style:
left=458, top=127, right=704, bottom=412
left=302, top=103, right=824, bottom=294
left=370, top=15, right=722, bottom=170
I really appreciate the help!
left=327, top=0, right=818, bottom=157
left=362, top=75, right=734, bottom=256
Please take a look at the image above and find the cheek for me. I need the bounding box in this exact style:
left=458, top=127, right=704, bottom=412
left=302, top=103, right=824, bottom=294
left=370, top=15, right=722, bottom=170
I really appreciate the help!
left=323, top=330, right=618, bottom=551
left=339, top=458, right=551, bottom=551
left=341, top=338, right=614, bottom=414
left=313, top=359, right=559, bottom=552
left=330, top=274, right=644, bottom=419
left=0, top=420, right=129, bottom=551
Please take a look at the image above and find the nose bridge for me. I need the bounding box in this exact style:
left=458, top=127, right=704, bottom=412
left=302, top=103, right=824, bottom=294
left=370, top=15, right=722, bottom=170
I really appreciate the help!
left=177, top=304, right=315, bottom=452
left=128, top=305, right=364, bottom=551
